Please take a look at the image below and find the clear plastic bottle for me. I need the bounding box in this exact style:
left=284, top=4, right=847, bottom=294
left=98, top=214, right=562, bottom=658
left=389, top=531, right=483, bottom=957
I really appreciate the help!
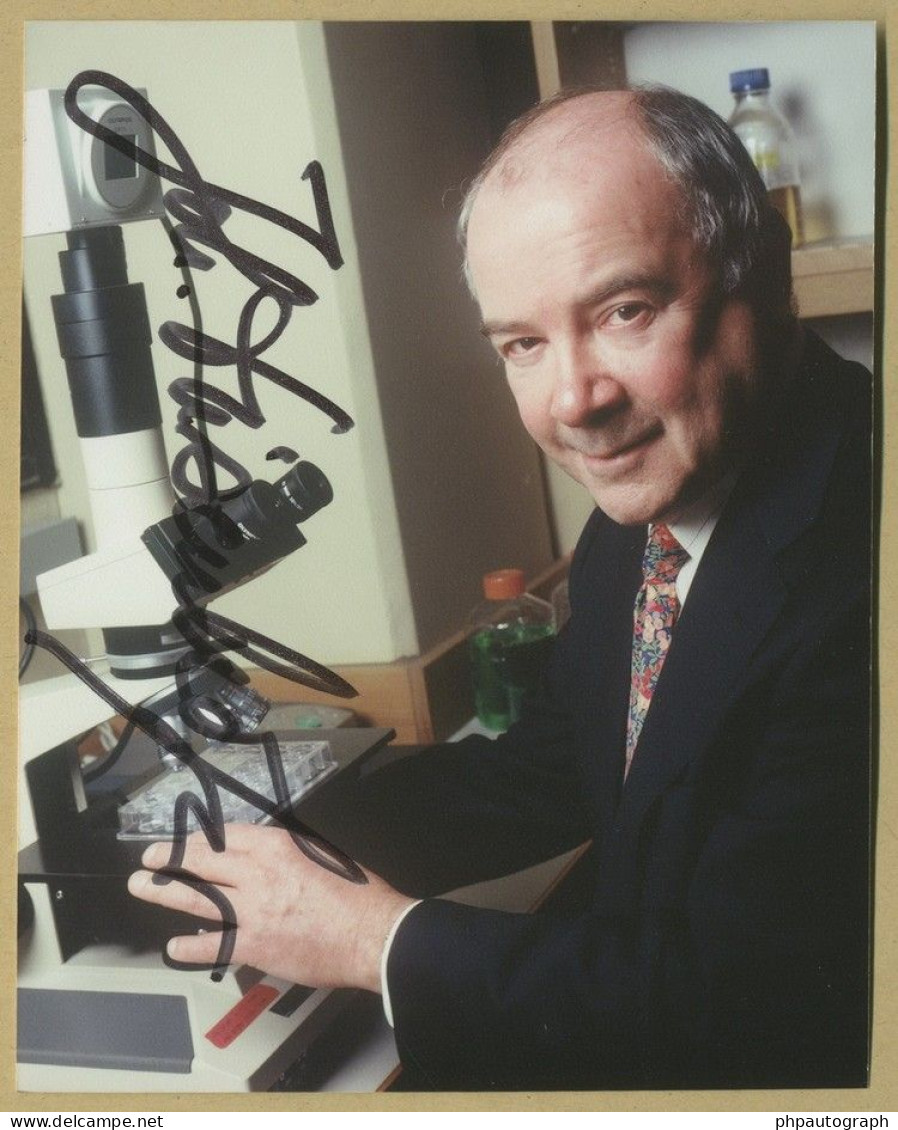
left=468, top=569, right=555, bottom=731
left=729, top=68, right=804, bottom=247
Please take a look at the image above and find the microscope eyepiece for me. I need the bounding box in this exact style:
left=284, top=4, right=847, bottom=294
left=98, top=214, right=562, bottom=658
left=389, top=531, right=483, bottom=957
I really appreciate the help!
left=142, top=461, right=334, bottom=601
left=274, top=461, right=334, bottom=523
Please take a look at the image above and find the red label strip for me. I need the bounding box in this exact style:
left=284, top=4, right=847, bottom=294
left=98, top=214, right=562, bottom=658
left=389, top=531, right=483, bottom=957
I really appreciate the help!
left=205, top=983, right=280, bottom=1049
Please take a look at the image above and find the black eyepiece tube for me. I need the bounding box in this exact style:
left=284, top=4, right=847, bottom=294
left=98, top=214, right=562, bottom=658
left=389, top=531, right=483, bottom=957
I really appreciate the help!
left=51, top=224, right=162, bottom=439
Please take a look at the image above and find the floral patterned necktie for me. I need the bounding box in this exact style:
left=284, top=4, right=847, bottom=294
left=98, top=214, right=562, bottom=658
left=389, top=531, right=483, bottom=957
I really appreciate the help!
left=625, top=523, right=689, bottom=779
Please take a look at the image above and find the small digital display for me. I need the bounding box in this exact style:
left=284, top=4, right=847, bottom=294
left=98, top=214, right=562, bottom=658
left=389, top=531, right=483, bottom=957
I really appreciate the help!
left=104, top=134, right=138, bottom=181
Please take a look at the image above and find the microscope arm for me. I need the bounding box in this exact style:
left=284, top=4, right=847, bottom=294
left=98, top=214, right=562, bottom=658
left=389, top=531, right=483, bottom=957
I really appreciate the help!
left=37, top=537, right=173, bottom=630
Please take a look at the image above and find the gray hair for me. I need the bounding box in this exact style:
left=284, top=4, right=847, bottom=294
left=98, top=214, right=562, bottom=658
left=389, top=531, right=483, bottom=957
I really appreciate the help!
left=458, top=85, right=793, bottom=319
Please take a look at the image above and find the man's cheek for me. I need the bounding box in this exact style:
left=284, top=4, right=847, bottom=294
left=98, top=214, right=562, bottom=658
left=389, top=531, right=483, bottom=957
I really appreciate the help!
left=513, top=397, right=550, bottom=446
left=636, top=357, right=696, bottom=413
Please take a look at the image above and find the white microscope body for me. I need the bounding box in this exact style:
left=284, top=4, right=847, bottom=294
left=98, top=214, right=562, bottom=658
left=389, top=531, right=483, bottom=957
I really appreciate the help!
left=19, top=81, right=350, bottom=1093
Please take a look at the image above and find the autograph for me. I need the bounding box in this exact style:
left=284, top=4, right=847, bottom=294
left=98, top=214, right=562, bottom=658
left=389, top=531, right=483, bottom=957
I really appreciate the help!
left=26, top=72, right=365, bottom=980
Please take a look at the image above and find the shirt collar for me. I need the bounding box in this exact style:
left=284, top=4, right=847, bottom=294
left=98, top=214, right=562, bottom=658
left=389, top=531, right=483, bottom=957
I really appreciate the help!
left=665, top=472, right=737, bottom=564
left=651, top=473, right=738, bottom=606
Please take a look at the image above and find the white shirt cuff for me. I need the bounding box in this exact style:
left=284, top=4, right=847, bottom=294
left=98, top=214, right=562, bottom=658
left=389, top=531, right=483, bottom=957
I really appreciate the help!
left=380, top=899, right=422, bottom=1028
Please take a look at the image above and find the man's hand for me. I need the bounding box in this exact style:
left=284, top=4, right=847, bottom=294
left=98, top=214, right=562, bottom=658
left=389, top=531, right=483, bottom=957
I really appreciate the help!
left=127, top=824, right=415, bottom=993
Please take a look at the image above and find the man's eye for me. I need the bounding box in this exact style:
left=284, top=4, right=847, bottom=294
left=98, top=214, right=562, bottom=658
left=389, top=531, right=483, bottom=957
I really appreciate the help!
left=503, top=337, right=542, bottom=358
left=609, top=303, right=650, bottom=326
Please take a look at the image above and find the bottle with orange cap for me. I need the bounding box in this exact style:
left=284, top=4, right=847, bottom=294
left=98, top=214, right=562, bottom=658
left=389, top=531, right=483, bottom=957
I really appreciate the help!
left=468, top=568, right=556, bottom=731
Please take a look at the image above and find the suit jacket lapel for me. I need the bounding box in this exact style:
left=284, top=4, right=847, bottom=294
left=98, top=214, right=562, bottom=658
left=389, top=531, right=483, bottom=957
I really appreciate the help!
left=612, top=329, right=855, bottom=832
left=570, top=516, right=643, bottom=832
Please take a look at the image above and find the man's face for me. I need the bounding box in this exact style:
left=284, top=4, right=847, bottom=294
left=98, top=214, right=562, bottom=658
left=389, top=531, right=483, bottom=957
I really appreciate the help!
left=467, top=109, right=761, bottom=526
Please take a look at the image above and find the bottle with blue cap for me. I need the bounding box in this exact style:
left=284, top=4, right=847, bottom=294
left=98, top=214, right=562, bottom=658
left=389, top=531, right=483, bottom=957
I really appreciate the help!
left=729, top=68, right=804, bottom=247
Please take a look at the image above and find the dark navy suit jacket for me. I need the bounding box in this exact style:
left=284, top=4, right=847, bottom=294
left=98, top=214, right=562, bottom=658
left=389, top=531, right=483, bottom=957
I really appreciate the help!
left=310, top=330, right=872, bottom=1091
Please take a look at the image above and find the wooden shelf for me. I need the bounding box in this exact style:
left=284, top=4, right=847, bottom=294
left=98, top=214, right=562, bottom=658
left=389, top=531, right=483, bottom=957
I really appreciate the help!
left=791, top=239, right=874, bottom=319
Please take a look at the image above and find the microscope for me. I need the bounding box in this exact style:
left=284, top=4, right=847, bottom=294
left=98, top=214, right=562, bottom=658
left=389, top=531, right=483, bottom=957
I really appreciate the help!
left=18, top=82, right=376, bottom=1092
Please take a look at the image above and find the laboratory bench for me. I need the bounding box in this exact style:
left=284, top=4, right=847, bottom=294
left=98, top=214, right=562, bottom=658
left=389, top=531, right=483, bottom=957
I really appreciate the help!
left=18, top=715, right=586, bottom=1094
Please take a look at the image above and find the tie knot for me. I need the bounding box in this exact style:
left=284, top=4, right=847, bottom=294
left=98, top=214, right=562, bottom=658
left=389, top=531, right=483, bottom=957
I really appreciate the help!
left=642, top=524, right=689, bottom=584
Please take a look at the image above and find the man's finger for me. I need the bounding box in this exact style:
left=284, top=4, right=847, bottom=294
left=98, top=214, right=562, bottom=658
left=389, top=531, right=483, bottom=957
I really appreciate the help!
left=164, top=930, right=228, bottom=967
left=140, top=833, right=247, bottom=884
left=128, top=867, right=226, bottom=920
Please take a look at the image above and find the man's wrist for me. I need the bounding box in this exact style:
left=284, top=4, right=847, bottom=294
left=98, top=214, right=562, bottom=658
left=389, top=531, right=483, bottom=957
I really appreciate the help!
left=353, top=889, right=417, bottom=994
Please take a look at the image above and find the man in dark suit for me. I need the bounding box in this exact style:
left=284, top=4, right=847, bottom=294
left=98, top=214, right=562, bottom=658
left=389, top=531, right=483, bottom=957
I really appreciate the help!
left=129, top=88, right=872, bottom=1090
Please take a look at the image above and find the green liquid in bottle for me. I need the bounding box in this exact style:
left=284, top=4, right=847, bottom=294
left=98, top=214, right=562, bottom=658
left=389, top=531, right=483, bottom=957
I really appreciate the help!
left=469, top=622, right=555, bottom=731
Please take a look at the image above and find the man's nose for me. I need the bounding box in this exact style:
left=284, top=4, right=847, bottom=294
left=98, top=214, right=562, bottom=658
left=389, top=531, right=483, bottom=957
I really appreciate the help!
left=550, top=339, right=627, bottom=427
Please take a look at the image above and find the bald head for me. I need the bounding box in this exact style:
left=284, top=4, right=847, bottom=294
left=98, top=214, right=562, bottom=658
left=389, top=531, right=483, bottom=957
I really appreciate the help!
left=466, top=93, right=685, bottom=305
left=475, top=90, right=640, bottom=201
left=465, top=98, right=692, bottom=340
left=459, top=92, right=646, bottom=275
left=459, top=86, right=793, bottom=326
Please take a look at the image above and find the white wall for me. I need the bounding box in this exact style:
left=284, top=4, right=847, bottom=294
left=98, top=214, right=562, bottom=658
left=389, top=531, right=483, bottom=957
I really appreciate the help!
left=624, top=21, right=876, bottom=243
left=23, top=21, right=418, bottom=668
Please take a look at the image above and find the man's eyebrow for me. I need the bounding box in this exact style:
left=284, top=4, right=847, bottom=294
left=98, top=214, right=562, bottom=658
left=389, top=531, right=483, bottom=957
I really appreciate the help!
left=480, top=319, right=531, bottom=339
left=479, top=273, right=674, bottom=338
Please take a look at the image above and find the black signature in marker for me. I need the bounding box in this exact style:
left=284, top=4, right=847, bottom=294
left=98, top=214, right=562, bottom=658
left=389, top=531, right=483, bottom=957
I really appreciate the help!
left=25, top=71, right=367, bottom=980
